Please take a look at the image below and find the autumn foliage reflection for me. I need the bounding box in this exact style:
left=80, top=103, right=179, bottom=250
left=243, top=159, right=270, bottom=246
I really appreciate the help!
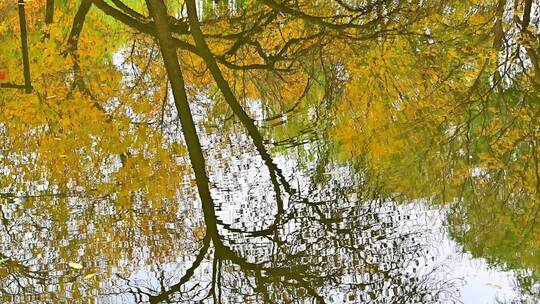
left=1, top=0, right=540, bottom=303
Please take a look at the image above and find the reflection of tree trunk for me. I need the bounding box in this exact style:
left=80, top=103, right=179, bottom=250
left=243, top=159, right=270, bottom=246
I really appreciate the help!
left=522, top=0, right=533, bottom=29
left=185, top=0, right=290, bottom=213
left=45, top=0, right=54, bottom=24
left=67, top=0, right=92, bottom=53
left=145, top=5, right=224, bottom=301
left=42, top=0, right=55, bottom=40
left=17, top=0, right=32, bottom=93
left=93, top=0, right=290, bottom=218
left=145, top=0, right=219, bottom=236
left=146, top=4, right=324, bottom=300
left=521, top=0, right=540, bottom=85
left=65, top=0, right=93, bottom=99
left=492, top=19, right=503, bottom=51
left=492, top=0, right=505, bottom=86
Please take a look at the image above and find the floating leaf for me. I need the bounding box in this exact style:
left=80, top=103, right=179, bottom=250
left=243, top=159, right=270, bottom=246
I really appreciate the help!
left=322, top=171, right=338, bottom=175
left=84, top=273, right=96, bottom=280
left=68, top=262, right=83, bottom=270
left=486, top=283, right=502, bottom=289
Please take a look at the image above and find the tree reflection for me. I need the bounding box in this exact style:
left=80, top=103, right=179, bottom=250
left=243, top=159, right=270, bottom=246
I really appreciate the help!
left=122, top=169, right=461, bottom=303
left=448, top=184, right=540, bottom=302
left=0, top=190, right=197, bottom=302
left=2, top=0, right=540, bottom=302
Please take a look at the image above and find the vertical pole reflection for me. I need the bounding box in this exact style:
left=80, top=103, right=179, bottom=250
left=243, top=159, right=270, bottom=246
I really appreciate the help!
left=18, top=0, right=32, bottom=93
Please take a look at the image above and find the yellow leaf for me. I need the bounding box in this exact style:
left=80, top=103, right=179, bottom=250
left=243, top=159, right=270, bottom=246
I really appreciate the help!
left=486, top=283, right=502, bottom=289
left=469, top=14, right=486, bottom=26
left=193, top=226, right=206, bottom=240
left=68, top=262, right=83, bottom=270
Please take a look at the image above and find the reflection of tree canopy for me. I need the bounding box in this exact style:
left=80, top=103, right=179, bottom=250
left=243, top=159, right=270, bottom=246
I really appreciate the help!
left=324, top=0, right=540, bottom=297
left=0, top=192, right=198, bottom=302
left=1, top=0, right=540, bottom=302
left=331, top=0, right=540, bottom=203
left=448, top=185, right=540, bottom=302
left=325, top=0, right=540, bottom=300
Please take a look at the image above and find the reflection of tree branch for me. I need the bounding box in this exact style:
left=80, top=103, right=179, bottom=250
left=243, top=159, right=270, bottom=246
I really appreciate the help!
left=67, top=0, right=92, bottom=54
left=214, top=217, right=275, bottom=237
left=115, top=273, right=155, bottom=303
left=210, top=251, right=218, bottom=303
left=186, top=0, right=291, bottom=214
left=65, top=0, right=110, bottom=110
left=149, top=234, right=211, bottom=303
left=110, top=0, right=148, bottom=21
left=259, top=0, right=376, bottom=31
left=214, top=241, right=326, bottom=303
left=0, top=251, right=48, bottom=284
